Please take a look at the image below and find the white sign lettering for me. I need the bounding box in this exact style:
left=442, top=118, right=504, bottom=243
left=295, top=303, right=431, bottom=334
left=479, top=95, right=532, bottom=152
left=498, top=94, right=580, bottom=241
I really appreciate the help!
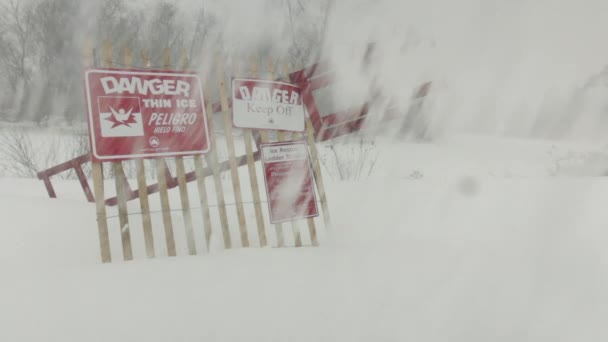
left=100, top=76, right=190, bottom=97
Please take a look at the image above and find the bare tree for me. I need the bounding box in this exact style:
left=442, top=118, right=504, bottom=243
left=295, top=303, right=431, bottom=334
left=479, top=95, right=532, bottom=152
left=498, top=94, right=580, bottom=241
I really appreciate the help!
left=0, top=0, right=36, bottom=120
left=93, top=0, right=143, bottom=65
left=187, top=6, right=217, bottom=64
left=284, top=0, right=333, bottom=67
left=143, top=1, right=185, bottom=67
left=23, top=0, right=82, bottom=124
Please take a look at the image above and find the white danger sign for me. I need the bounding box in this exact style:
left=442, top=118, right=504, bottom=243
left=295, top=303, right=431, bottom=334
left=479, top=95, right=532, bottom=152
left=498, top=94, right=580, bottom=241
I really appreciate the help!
left=232, top=78, right=305, bottom=132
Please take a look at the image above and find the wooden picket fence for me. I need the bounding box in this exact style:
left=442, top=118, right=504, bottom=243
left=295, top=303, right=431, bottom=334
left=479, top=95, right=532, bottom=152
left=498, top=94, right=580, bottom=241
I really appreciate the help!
left=84, top=40, right=331, bottom=263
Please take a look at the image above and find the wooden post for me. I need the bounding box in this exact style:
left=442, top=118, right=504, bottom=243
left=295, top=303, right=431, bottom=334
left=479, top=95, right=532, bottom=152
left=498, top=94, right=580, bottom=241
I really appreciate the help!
left=141, top=50, right=151, bottom=68
left=279, top=62, right=303, bottom=247
left=292, top=62, right=320, bottom=246
left=244, top=123, right=267, bottom=247
left=217, top=56, right=249, bottom=248
left=249, top=56, right=282, bottom=247
left=156, top=158, right=176, bottom=256
left=92, top=164, right=111, bottom=262
left=249, top=57, right=271, bottom=146
left=234, top=60, right=267, bottom=247
left=85, top=40, right=111, bottom=263
left=136, top=160, right=155, bottom=257
left=265, top=59, right=285, bottom=247
left=292, top=132, right=318, bottom=246
left=176, top=157, right=196, bottom=255
left=291, top=131, right=315, bottom=247
left=161, top=50, right=197, bottom=255
left=73, top=163, right=95, bottom=203
left=102, top=40, right=133, bottom=261
left=179, top=50, right=213, bottom=252
left=139, top=49, right=176, bottom=256
left=295, top=62, right=331, bottom=228
left=194, top=155, right=213, bottom=250
left=277, top=128, right=302, bottom=247
left=204, top=80, right=232, bottom=249
left=121, top=46, right=156, bottom=258
left=305, top=116, right=330, bottom=228
left=294, top=60, right=330, bottom=228
left=41, top=176, right=57, bottom=198
left=113, top=162, right=133, bottom=260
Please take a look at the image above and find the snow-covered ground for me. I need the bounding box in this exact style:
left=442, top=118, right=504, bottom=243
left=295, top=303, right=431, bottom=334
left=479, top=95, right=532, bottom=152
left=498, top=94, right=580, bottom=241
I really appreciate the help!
left=2, top=134, right=608, bottom=341
left=3, top=0, right=608, bottom=339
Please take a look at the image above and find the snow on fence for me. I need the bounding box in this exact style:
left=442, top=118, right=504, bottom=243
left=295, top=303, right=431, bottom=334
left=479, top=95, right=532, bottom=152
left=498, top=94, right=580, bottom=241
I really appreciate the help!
left=36, top=40, right=431, bottom=263
left=81, top=41, right=334, bottom=263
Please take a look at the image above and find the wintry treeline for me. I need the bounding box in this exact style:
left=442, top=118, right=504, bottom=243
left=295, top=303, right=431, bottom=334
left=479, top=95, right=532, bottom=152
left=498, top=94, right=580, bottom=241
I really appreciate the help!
left=0, top=0, right=328, bottom=126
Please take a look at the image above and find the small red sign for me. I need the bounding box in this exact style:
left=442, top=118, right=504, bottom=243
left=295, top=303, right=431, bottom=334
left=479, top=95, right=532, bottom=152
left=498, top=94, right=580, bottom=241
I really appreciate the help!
left=261, top=140, right=318, bottom=223
left=84, top=68, right=210, bottom=161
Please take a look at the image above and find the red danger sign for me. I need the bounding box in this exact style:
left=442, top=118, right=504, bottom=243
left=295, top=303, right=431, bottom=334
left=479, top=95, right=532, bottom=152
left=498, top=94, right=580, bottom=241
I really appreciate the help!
left=261, top=140, right=318, bottom=223
left=84, top=69, right=210, bottom=161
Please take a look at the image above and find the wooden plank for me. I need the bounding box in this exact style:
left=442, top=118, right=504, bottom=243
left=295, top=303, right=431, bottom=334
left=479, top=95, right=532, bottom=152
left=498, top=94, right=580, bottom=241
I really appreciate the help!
left=283, top=129, right=302, bottom=248
left=136, top=159, right=155, bottom=257
left=290, top=133, right=310, bottom=248
left=179, top=49, right=213, bottom=252
left=217, top=56, right=249, bottom=248
left=73, top=163, right=95, bottom=203
left=113, top=162, right=133, bottom=260
left=140, top=49, right=176, bottom=257
left=122, top=46, right=155, bottom=258
left=281, top=63, right=294, bottom=90
left=156, top=158, right=176, bottom=256
left=250, top=56, right=282, bottom=247
left=102, top=40, right=112, bottom=66
left=162, top=160, right=178, bottom=188
left=244, top=127, right=266, bottom=247
left=141, top=50, right=151, bottom=68
left=266, top=59, right=286, bottom=247
left=92, top=162, right=111, bottom=262
left=248, top=58, right=269, bottom=150
left=37, top=154, right=90, bottom=178
left=103, top=150, right=268, bottom=207
left=233, top=59, right=267, bottom=247
left=299, top=82, right=324, bottom=135
left=168, top=50, right=196, bottom=255
left=176, top=157, right=196, bottom=255
left=204, top=80, right=232, bottom=249
left=84, top=40, right=111, bottom=262
left=308, top=73, right=336, bottom=90
left=318, top=105, right=369, bottom=128
left=160, top=48, right=178, bottom=256
left=307, top=217, right=318, bottom=246
left=178, top=48, right=189, bottom=69
left=41, top=176, right=57, bottom=198
left=293, top=61, right=319, bottom=246
left=305, top=116, right=330, bottom=228
left=194, top=155, right=213, bottom=251
left=118, top=165, right=136, bottom=200
left=102, top=40, right=133, bottom=261
left=317, top=117, right=366, bottom=141
left=281, top=62, right=302, bottom=247
left=291, top=217, right=303, bottom=247
left=163, top=48, right=171, bottom=68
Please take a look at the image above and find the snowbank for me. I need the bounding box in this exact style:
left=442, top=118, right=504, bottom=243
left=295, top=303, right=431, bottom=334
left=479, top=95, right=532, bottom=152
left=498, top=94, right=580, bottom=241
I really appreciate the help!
left=2, top=136, right=608, bottom=341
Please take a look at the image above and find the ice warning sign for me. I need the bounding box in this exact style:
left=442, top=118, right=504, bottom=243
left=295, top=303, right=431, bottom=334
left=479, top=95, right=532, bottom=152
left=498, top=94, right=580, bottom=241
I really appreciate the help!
left=84, top=69, right=210, bottom=161
left=261, top=140, right=318, bottom=223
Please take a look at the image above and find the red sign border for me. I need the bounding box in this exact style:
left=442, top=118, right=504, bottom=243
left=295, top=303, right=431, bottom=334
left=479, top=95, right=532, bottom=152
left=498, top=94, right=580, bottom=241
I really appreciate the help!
left=260, top=140, right=319, bottom=224
left=84, top=68, right=211, bottom=161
